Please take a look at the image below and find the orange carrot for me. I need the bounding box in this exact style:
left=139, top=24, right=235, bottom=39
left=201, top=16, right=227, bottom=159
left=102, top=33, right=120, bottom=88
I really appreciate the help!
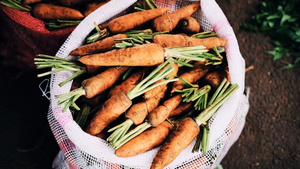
left=78, top=43, right=165, bottom=67
left=150, top=117, right=200, bottom=169
left=32, top=3, right=84, bottom=20
left=125, top=85, right=167, bottom=125
left=84, top=0, right=110, bottom=17
left=202, top=68, right=230, bottom=90
left=144, top=63, right=178, bottom=99
left=115, top=121, right=173, bottom=157
left=168, top=102, right=194, bottom=118
left=23, top=0, right=43, bottom=5
left=178, top=16, right=201, bottom=34
left=106, top=86, right=167, bottom=146
left=98, top=23, right=109, bottom=30
left=107, top=7, right=170, bottom=34
left=82, top=66, right=128, bottom=98
left=109, top=93, right=182, bottom=149
left=70, top=34, right=128, bottom=56
left=56, top=66, right=129, bottom=112
left=108, top=68, right=145, bottom=97
left=153, top=2, right=200, bottom=32
left=58, top=0, right=86, bottom=7
left=153, top=34, right=228, bottom=49
left=148, top=94, right=183, bottom=127
left=171, top=61, right=212, bottom=93
left=85, top=91, right=132, bottom=136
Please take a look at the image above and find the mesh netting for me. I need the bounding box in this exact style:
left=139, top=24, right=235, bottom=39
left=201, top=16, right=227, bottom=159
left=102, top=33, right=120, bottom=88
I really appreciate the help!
left=48, top=0, right=247, bottom=168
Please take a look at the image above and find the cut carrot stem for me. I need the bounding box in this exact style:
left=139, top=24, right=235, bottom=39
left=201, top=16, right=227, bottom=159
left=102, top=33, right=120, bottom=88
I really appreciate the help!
left=191, top=31, right=218, bottom=39
left=194, top=84, right=239, bottom=125
left=201, top=125, right=210, bottom=154
left=34, top=54, right=88, bottom=86
left=207, top=78, right=227, bottom=106
left=113, top=121, right=152, bottom=149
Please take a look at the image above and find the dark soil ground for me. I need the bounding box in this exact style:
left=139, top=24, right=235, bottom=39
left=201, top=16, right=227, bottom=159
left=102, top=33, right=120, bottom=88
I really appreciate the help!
left=0, top=0, right=299, bottom=168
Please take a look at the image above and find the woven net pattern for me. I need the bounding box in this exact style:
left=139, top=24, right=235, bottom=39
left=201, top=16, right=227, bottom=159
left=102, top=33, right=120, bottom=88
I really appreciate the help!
left=48, top=0, right=247, bottom=168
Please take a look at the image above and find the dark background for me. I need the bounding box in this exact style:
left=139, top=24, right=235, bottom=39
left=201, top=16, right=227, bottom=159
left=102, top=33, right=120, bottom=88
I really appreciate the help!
left=0, top=0, right=299, bottom=168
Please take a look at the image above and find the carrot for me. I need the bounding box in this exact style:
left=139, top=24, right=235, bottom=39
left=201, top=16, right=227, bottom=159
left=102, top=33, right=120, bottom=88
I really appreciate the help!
left=153, top=2, right=200, bottom=32
left=108, top=68, right=145, bottom=98
left=79, top=91, right=106, bottom=107
left=151, top=117, right=200, bottom=169
left=126, top=85, right=167, bottom=125
left=148, top=94, right=183, bottom=127
left=85, top=91, right=132, bottom=136
left=98, top=23, right=109, bottom=30
left=85, top=59, right=178, bottom=136
left=56, top=66, right=129, bottom=112
left=171, top=61, right=212, bottom=93
left=70, top=34, right=128, bottom=56
left=84, top=0, right=109, bottom=17
left=144, top=62, right=178, bottom=99
left=150, top=83, right=239, bottom=168
left=58, top=0, right=87, bottom=7
left=168, top=102, right=194, bottom=118
left=82, top=67, right=128, bottom=98
left=78, top=43, right=165, bottom=67
left=202, top=68, right=230, bottom=90
left=153, top=34, right=228, bottom=49
left=107, top=7, right=170, bottom=34
left=95, top=128, right=110, bottom=140
left=106, top=77, right=168, bottom=146
left=23, top=0, right=43, bottom=5
left=110, top=92, right=182, bottom=149
left=115, top=121, right=173, bottom=157
left=178, top=16, right=201, bottom=34
left=32, top=3, right=84, bottom=20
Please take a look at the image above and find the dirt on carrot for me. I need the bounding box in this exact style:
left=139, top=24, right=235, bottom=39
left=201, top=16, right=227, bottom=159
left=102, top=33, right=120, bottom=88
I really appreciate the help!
left=32, top=3, right=84, bottom=20
left=168, top=102, right=194, bottom=118
left=148, top=94, right=183, bottom=127
left=177, top=16, right=201, bottom=34
left=125, top=85, right=167, bottom=125
left=201, top=68, right=230, bottom=90
left=150, top=117, right=200, bottom=169
left=84, top=0, right=110, bottom=17
left=70, top=34, right=128, bottom=56
left=82, top=66, right=129, bottom=98
left=115, top=121, right=173, bottom=158
left=108, top=68, right=145, bottom=98
left=23, top=0, right=43, bottom=5
left=154, top=34, right=227, bottom=49
left=171, top=61, right=212, bottom=93
left=85, top=91, right=132, bottom=135
left=108, top=7, right=170, bottom=34
left=153, top=2, right=200, bottom=32
left=78, top=43, right=165, bottom=67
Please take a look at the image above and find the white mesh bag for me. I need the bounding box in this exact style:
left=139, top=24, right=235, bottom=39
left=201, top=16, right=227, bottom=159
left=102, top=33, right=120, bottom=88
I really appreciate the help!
left=49, top=0, right=248, bottom=168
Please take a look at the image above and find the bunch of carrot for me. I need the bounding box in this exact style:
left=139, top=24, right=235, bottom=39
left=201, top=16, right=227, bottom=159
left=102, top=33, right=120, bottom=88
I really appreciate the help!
left=34, top=1, right=237, bottom=168
left=1, top=0, right=112, bottom=30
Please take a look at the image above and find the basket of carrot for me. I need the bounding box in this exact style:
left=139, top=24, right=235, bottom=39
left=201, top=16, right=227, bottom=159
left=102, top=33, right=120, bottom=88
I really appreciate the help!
left=0, top=0, right=111, bottom=69
left=39, top=0, right=248, bottom=168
